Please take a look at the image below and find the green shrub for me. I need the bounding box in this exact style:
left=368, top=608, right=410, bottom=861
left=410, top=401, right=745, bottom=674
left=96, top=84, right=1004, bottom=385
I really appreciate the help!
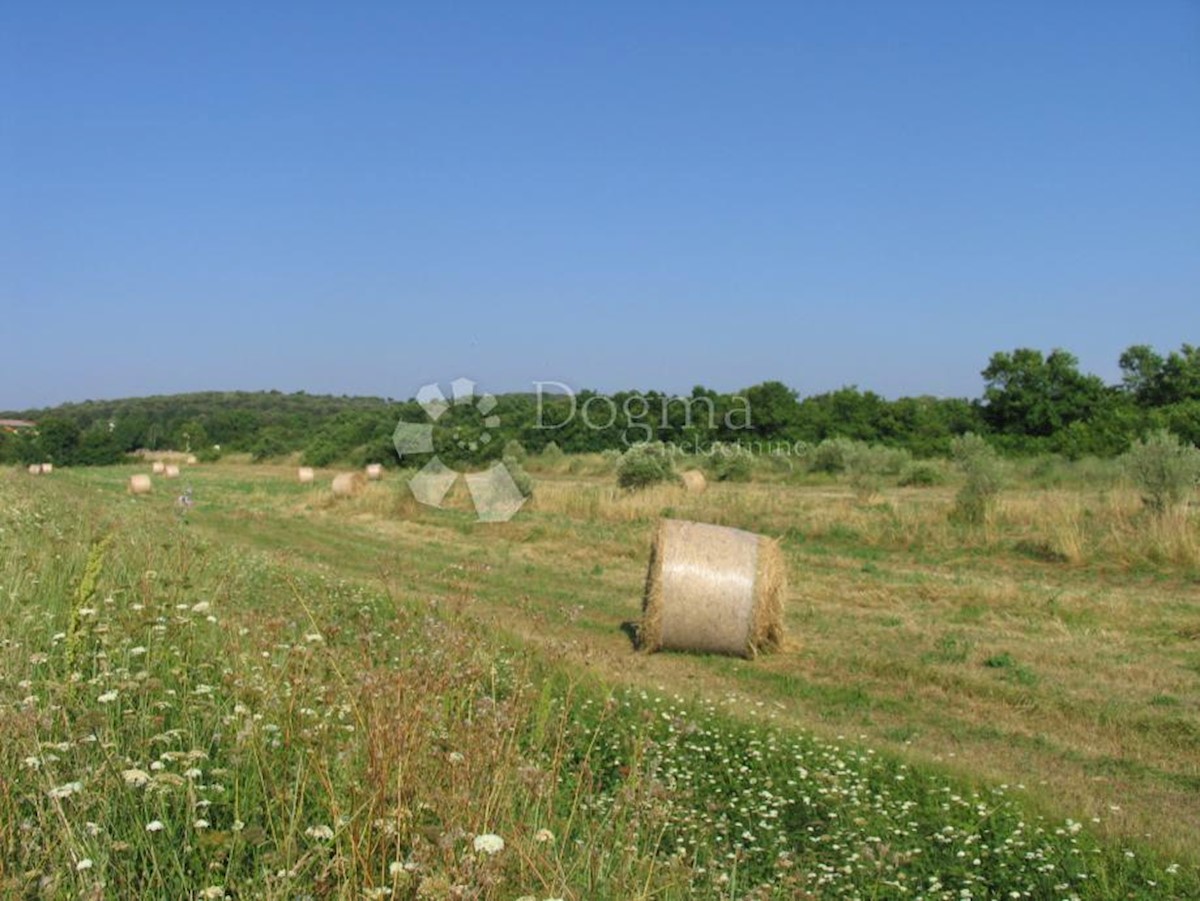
left=898, top=461, right=945, bottom=487
left=809, top=437, right=860, bottom=474
left=1122, top=429, right=1200, bottom=514
left=502, top=454, right=534, bottom=498
left=951, top=433, right=1005, bottom=524
left=844, top=444, right=891, bottom=500
left=616, top=442, right=679, bottom=490
left=708, top=444, right=753, bottom=482
left=195, top=444, right=223, bottom=464
left=502, top=439, right=528, bottom=463
left=540, top=441, right=564, bottom=461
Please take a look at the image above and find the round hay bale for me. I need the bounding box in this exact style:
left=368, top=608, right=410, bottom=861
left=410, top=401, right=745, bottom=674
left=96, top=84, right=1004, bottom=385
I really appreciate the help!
left=641, top=518, right=785, bottom=659
left=331, top=471, right=366, bottom=498
left=163, top=464, right=181, bottom=479
left=27, top=464, right=42, bottom=475
left=297, top=466, right=315, bottom=484
left=186, top=455, right=198, bottom=465
left=40, top=463, right=54, bottom=474
left=680, top=469, right=706, bottom=492
left=151, top=461, right=166, bottom=475
left=365, top=463, right=383, bottom=481
left=128, top=474, right=152, bottom=495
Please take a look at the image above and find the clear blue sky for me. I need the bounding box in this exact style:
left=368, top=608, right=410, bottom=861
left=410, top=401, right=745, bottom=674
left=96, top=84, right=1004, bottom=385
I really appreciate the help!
left=2, top=1, right=1197, bottom=410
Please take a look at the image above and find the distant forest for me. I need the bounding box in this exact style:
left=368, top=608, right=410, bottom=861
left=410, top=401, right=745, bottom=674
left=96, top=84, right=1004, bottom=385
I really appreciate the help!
left=3, top=345, right=1197, bottom=468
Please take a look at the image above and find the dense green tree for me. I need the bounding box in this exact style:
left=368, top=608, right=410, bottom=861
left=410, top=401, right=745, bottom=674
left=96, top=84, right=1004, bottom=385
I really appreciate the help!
left=35, top=417, right=82, bottom=465
left=1120, top=344, right=1200, bottom=407
left=981, top=348, right=1106, bottom=439
left=742, top=381, right=801, bottom=441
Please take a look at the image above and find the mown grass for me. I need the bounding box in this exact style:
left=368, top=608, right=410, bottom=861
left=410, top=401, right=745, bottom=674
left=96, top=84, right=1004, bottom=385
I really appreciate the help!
left=2, top=464, right=1198, bottom=898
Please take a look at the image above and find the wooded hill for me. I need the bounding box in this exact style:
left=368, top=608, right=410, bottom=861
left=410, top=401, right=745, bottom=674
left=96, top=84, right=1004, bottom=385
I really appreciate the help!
left=3, top=344, right=1197, bottom=467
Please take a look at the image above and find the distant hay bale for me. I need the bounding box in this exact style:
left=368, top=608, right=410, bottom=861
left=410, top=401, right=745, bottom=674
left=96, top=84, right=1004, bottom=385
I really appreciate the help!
left=128, top=474, right=152, bottom=495
left=40, top=463, right=53, bottom=474
left=27, top=464, right=41, bottom=475
left=186, top=455, right=198, bottom=465
left=331, top=471, right=366, bottom=498
left=365, top=463, right=383, bottom=481
left=641, top=519, right=785, bottom=659
left=680, top=469, right=707, bottom=492
left=298, top=467, right=315, bottom=484
left=163, top=465, right=181, bottom=479
left=151, top=461, right=166, bottom=475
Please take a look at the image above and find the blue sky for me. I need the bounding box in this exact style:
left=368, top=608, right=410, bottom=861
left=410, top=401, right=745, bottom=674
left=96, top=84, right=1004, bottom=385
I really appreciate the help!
left=2, top=1, right=1197, bottom=410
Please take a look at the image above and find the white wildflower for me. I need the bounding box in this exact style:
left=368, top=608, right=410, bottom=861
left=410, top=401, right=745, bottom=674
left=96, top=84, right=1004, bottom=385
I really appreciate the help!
left=146, top=820, right=165, bottom=832
left=473, top=833, right=504, bottom=855
left=305, top=824, right=334, bottom=841
left=97, top=690, right=118, bottom=704
left=48, top=781, right=82, bottom=799
left=122, top=768, right=152, bottom=787
left=75, top=858, right=93, bottom=871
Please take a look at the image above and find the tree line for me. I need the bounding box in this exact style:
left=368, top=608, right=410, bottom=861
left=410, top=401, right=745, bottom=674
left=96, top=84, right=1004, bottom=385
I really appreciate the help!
left=2, top=344, right=1197, bottom=468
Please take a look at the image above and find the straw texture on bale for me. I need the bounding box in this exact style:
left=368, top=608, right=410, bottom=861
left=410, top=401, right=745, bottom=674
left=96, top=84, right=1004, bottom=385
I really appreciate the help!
left=151, top=461, right=166, bottom=474
left=641, top=518, right=785, bottom=659
left=128, top=474, right=152, bottom=495
left=680, top=469, right=707, bottom=492
left=186, top=455, right=198, bottom=465
left=163, top=465, right=181, bottom=479
left=298, top=467, right=315, bottom=484
left=27, top=464, right=41, bottom=475
left=331, top=471, right=366, bottom=498
left=40, top=463, right=53, bottom=474
left=365, top=463, right=383, bottom=481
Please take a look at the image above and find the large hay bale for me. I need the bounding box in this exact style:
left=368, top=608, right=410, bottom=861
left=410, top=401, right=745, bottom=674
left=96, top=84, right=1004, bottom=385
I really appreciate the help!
left=128, top=474, right=152, bottom=495
left=40, top=463, right=53, bottom=474
left=680, top=469, right=707, bottom=492
left=365, top=463, right=383, bottom=481
left=151, top=461, right=166, bottom=475
left=298, top=466, right=315, bottom=484
left=641, top=518, right=785, bottom=659
left=27, top=464, right=41, bottom=475
left=331, top=471, right=366, bottom=498
left=163, top=465, right=181, bottom=479
left=186, top=455, right=198, bottom=465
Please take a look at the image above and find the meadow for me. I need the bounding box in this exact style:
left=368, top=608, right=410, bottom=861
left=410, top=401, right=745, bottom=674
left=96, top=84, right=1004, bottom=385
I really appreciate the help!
left=1, top=454, right=1197, bottom=899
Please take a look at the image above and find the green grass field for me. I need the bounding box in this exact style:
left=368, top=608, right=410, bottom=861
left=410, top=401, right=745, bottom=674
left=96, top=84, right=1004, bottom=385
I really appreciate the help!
left=1, top=459, right=1198, bottom=899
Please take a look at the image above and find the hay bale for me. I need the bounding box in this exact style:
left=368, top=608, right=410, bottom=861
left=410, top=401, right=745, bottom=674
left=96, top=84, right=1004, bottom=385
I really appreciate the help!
left=365, top=463, right=383, bottom=481
left=27, top=464, right=41, bottom=475
left=641, top=518, right=785, bottom=659
left=128, top=474, right=152, bottom=495
left=331, top=471, right=366, bottom=498
left=186, top=455, right=198, bottom=465
left=163, top=464, right=181, bottom=479
left=151, top=461, right=166, bottom=475
left=41, top=463, right=54, bottom=474
left=680, top=469, right=707, bottom=492
left=298, top=466, right=315, bottom=484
